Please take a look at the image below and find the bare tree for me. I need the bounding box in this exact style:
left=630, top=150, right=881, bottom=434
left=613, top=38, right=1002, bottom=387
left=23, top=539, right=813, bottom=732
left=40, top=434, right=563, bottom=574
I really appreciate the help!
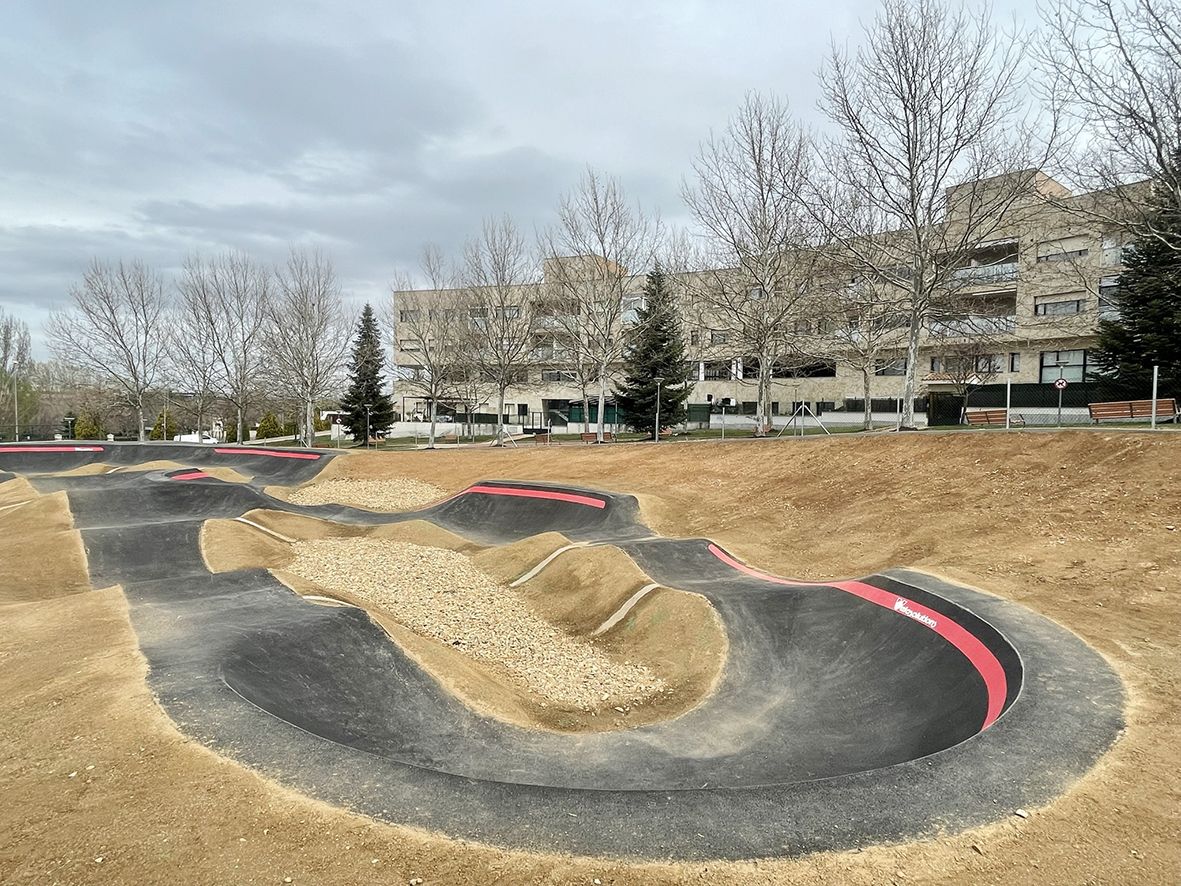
left=925, top=293, right=1016, bottom=421
left=177, top=252, right=271, bottom=444
left=1, top=309, right=32, bottom=439
left=391, top=249, right=469, bottom=448
left=266, top=249, right=351, bottom=447
left=1038, top=0, right=1181, bottom=246
left=46, top=259, right=169, bottom=441
left=170, top=270, right=219, bottom=439
left=541, top=168, right=658, bottom=442
left=460, top=215, right=540, bottom=443
left=683, top=93, right=824, bottom=433
left=817, top=275, right=910, bottom=430
left=813, top=0, right=1051, bottom=428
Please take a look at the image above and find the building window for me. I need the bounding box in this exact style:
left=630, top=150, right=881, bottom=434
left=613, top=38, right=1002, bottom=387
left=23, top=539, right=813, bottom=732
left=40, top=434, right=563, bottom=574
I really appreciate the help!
left=793, top=361, right=837, bottom=378
left=1098, top=275, right=1120, bottom=318
left=710, top=330, right=729, bottom=346
left=974, top=354, right=1003, bottom=373
left=689, top=330, right=701, bottom=346
left=541, top=370, right=578, bottom=384
left=1009, top=352, right=1021, bottom=372
left=704, top=360, right=731, bottom=380
left=1034, top=295, right=1086, bottom=316
left=399, top=310, right=421, bottom=323
left=1036, top=236, right=1090, bottom=263
left=875, top=357, right=907, bottom=376
left=1039, top=349, right=1089, bottom=384
left=621, top=294, right=646, bottom=325
left=930, top=356, right=944, bottom=373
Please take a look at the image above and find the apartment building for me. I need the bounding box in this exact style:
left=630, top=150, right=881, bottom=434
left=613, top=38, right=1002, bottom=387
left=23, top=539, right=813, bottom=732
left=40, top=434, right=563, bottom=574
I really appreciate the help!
left=392, top=171, right=1128, bottom=427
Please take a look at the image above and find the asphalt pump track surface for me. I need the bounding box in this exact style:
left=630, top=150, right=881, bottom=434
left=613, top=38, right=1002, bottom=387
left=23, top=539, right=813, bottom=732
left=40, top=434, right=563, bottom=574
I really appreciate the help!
left=1, top=442, right=1124, bottom=860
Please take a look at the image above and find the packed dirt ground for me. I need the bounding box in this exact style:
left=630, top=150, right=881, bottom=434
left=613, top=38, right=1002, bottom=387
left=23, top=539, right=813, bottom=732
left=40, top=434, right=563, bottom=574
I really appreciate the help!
left=1, top=430, right=1179, bottom=884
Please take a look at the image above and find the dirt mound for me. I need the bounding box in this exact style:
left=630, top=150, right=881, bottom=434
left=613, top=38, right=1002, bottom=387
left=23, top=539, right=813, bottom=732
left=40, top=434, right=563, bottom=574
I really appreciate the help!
left=0, top=485, right=90, bottom=604
left=269, top=475, right=444, bottom=511
left=200, top=510, right=725, bottom=732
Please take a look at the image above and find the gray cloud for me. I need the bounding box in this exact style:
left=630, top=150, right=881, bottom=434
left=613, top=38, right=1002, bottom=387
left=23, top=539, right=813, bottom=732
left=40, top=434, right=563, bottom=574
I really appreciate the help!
left=1, top=0, right=1036, bottom=354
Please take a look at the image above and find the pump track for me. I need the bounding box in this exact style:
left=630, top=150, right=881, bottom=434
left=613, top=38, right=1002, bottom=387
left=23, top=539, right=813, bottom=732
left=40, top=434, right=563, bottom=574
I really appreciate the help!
left=0, top=441, right=1124, bottom=861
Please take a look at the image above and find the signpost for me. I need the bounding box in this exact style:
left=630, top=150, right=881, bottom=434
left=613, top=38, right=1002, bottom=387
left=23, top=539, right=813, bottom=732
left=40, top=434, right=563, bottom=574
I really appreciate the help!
left=1054, top=376, right=1068, bottom=427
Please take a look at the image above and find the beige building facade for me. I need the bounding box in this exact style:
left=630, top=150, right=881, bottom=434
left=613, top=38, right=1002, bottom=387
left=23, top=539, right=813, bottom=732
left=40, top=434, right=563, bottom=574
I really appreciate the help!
left=393, top=172, right=1128, bottom=428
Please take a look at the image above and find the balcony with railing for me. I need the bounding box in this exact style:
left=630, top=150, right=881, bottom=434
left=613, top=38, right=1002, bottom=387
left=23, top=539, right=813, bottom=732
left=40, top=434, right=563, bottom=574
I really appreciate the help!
left=950, top=261, right=1019, bottom=285
left=929, top=313, right=1018, bottom=337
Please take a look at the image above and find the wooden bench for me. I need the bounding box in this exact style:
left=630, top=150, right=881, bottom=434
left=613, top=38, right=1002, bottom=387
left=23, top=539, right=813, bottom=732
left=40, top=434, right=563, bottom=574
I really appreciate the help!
left=1088, top=399, right=1178, bottom=423
left=580, top=432, right=614, bottom=443
left=965, top=409, right=1025, bottom=427
left=532, top=432, right=552, bottom=445
left=438, top=435, right=459, bottom=444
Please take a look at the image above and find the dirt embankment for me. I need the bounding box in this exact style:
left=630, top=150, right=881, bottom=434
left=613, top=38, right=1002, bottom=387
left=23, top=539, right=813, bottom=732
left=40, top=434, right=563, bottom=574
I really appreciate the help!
left=200, top=510, right=726, bottom=732
left=0, top=477, right=90, bottom=604
left=2, top=431, right=1179, bottom=885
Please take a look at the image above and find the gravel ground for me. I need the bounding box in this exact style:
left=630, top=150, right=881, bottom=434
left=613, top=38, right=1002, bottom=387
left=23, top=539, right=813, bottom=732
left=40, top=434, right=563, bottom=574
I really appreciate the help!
left=285, top=537, right=664, bottom=709
left=285, top=478, right=444, bottom=511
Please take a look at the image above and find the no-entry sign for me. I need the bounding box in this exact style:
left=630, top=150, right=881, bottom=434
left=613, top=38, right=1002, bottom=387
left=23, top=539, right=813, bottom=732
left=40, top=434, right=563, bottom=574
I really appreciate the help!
left=1054, top=378, right=1068, bottom=390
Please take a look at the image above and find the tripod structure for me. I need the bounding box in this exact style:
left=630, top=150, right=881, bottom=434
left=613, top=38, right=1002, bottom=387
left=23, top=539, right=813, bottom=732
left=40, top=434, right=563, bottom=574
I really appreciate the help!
left=773, top=401, right=831, bottom=438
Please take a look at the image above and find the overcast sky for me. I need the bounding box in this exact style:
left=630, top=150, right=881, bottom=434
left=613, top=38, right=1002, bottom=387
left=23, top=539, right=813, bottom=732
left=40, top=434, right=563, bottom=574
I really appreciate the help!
left=1, top=0, right=1035, bottom=353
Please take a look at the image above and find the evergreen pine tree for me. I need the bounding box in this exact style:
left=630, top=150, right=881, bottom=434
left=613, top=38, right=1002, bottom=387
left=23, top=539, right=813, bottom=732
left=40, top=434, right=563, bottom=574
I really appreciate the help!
left=148, top=410, right=178, bottom=440
left=339, top=304, right=395, bottom=443
left=614, top=265, right=695, bottom=439
left=74, top=411, right=103, bottom=440
left=255, top=411, right=282, bottom=441
left=1091, top=170, right=1181, bottom=400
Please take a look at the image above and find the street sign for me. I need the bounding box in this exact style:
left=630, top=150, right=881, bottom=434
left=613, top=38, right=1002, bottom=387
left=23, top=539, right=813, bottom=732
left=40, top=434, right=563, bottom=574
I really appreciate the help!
left=1054, top=378, right=1068, bottom=390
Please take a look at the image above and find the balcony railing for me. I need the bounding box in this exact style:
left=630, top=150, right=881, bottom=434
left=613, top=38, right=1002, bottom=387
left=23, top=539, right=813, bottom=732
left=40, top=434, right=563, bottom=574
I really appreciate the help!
left=951, top=261, right=1018, bottom=284
left=929, top=314, right=1017, bottom=336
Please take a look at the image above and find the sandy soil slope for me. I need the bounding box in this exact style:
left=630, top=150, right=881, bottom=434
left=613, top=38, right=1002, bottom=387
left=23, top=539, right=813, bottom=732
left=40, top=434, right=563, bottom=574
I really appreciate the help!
left=1, top=430, right=1178, bottom=884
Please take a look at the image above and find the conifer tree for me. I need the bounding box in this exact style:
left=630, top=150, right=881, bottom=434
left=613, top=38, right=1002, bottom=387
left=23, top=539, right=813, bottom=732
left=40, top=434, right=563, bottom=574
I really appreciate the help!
left=614, top=265, right=695, bottom=439
left=148, top=410, right=177, bottom=440
left=255, top=411, right=282, bottom=441
left=339, top=303, right=395, bottom=442
left=1091, top=170, right=1181, bottom=399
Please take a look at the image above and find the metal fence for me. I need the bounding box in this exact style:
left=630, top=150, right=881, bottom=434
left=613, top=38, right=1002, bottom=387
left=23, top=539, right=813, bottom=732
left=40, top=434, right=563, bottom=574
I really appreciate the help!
left=931, top=371, right=1177, bottom=428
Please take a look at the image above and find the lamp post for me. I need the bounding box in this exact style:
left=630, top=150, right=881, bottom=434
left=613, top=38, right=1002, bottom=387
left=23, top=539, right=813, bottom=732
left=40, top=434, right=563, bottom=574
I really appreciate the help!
left=64, top=415, right=76, bottom=440
left=364, top=403, right=372, bottom=450
left=653, top=377, right=665, bottom=442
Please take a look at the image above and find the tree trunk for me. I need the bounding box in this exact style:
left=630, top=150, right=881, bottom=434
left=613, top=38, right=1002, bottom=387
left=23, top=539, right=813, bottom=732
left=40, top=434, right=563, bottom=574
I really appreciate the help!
left=305, top=396, right=315, bottom=448
left=581, top=386, right=591, bottom=434
left=862, top=367, right=873, bottom=430
left=900, top=309, right=923, bottom=429
left=757, top=355, right=771, bottom=436
left=428, top=399, right=437, bottom=448
left=496, top=387, right=506, bottom=446
left=236, top=405, right=244, bottom=446
left=137, top=405, right=146, bottom=442
left=596, top=370, right=607, bottom=443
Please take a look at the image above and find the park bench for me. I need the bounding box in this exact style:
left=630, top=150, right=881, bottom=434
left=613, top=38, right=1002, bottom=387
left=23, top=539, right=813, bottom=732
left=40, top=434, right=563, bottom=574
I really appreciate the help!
left=580, top=432, right=614, bottom=443
left=438, top=434, right=459, bottom=444
left=1088, top=398, right=1178, bottom=423
left=532, top=432, right=552, bottom=445
left=965, top=409, right=1025, bottom=428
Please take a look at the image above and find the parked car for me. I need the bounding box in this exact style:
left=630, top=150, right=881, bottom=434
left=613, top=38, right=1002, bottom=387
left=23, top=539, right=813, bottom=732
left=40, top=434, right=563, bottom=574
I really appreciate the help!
left=172, top=432, right=218, bottom=444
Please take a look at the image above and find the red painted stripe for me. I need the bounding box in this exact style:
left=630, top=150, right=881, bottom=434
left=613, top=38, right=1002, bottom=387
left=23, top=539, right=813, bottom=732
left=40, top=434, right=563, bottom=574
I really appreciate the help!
left=171, top=471, right=209, bottom=481
left=0, top=445, right=104, bottom=453
left=464, top=485, right=607, bottom=509
left=213, top=447, right=321, bottom=461
left=708, top=544, right=1008, bottom=730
